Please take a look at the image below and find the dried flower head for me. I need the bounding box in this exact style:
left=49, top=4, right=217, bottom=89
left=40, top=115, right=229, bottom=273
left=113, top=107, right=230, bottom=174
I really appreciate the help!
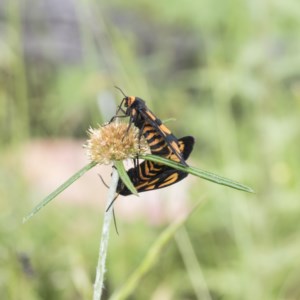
left=85, top=122, right=148, bottom=164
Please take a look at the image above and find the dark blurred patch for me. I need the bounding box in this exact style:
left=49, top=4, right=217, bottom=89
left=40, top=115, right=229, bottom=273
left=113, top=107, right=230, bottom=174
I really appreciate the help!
left=20, top=0, right=83, bottom=64
left=231, top=96, right=246, bottom=121
left=109, top=7, right=205, bottom=82
left=18, top=252, right=35, bottom=278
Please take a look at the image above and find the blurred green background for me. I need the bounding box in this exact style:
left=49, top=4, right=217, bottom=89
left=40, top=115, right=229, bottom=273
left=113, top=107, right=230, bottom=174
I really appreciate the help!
left=1, top=0, right=300, bottom=299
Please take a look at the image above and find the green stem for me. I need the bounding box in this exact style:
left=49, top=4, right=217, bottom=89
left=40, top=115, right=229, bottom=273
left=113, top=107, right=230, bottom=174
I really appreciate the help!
left=93, top=166, right=119, bottom=300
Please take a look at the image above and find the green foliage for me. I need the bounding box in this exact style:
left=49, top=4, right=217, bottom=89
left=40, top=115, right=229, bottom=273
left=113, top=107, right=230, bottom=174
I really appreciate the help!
left=1, top=0, right=300, bottom=299
left=114, top=161, right=138, bottom=196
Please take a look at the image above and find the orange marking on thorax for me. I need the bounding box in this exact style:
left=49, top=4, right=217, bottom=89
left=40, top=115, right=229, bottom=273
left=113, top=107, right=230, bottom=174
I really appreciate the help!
left=127, top=96, right=136, bottom=107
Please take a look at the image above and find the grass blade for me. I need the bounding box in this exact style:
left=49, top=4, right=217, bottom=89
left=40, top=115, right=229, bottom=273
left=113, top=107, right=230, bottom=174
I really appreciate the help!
left=114, top=160, right=138, bottom=196
left=109, top=197, right=205, bottom=300
left=23, top=161, right=97, bottom=223
left=139, top=154, right=254, bottom=193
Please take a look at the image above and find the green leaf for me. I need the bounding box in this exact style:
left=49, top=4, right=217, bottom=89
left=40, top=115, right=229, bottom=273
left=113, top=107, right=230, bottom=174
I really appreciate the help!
left=23, top=161, right=97, bottom=223
left=139, top=154, right=254, bottom=193
left=109, top=197, right=205, bottom=300
left=114, top=160, right=139, bottom=196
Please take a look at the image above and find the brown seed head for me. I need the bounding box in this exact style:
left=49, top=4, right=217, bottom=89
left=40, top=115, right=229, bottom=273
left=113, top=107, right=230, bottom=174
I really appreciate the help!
left=85, top=122, right=148, bottom=164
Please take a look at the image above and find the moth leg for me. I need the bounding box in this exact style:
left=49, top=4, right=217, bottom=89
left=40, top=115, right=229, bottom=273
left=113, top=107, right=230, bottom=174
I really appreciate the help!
left=112, top=209, right=119, bottom=235
left=106, top=193, right=119, bottom=212
left=98, top=174, right=109, bottom=188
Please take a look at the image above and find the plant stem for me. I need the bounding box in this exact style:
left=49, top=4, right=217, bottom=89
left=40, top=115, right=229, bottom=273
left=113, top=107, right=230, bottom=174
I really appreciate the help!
left=93, top=166, right=119, bottom=300
left=175, top=227, right=212, bottom=300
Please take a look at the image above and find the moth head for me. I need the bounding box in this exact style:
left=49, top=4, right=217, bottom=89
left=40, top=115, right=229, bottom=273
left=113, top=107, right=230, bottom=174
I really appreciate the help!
left=124, top=96, right=135, bottom=108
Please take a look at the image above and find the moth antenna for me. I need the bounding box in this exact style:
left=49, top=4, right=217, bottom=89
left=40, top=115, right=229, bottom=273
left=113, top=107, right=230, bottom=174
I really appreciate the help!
left=114, top=86, right=127, bottom=98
